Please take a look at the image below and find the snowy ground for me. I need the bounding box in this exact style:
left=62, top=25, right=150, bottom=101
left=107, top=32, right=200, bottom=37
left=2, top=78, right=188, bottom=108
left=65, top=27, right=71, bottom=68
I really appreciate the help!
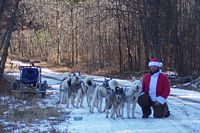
left=2, top=66, right=200, bottom=133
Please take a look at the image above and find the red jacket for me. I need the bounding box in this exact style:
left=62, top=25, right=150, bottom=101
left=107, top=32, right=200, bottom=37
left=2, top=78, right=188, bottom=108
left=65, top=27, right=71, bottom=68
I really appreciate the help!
left=142, top=73, right=170, bottom=99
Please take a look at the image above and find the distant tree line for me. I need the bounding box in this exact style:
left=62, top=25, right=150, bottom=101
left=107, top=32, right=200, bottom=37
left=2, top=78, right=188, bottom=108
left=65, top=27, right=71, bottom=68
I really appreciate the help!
left=0, top=0, right=200, bottom=76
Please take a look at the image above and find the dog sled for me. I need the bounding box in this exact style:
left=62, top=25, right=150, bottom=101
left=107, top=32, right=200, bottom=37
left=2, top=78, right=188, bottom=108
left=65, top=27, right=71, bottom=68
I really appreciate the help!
left=12, top=63, right=47, bottom=98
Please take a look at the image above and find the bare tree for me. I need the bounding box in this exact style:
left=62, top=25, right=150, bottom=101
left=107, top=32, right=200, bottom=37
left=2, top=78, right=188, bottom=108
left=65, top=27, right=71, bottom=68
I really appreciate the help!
left=5, top=0, right=200, bottom=76
left=0, top=0, right=20, bottom=74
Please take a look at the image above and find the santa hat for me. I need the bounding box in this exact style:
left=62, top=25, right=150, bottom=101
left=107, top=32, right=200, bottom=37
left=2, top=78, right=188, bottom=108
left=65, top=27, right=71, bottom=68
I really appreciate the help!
left=148, top=58, right=163, bottom=68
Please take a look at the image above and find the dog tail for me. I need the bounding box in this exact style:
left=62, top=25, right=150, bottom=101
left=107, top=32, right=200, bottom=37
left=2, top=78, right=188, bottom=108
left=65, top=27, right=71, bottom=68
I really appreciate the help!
left=108, top=79, right=119, bottom=90
left=62, top=72, right=71, bottom=80
left=84, top=77, right=94, bottom=87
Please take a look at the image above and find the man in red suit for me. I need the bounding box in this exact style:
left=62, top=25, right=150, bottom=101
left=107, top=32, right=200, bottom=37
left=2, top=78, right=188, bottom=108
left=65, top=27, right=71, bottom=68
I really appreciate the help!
left=138, top=58, right=170, bottom=118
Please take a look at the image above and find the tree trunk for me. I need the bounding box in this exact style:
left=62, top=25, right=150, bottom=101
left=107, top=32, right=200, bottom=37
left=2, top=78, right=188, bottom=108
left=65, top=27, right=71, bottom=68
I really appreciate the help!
left=0, top=0, right=19, bottom=74
left=0, top=0, right=5, bottom=14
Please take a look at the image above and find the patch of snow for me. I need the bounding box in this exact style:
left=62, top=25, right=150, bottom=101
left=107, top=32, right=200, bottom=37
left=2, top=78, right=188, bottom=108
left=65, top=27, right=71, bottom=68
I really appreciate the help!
left=2, top=67, right=200, bottom=133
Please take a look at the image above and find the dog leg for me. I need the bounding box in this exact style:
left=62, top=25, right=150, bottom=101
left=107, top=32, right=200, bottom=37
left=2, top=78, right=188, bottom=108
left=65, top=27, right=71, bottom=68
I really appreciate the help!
left=103, top=99, right=107, bottom=112
left=95, top=99, right=99, bottom=112
left=96, top=100, right=99, bottom=111
left=105, top=101, right=109, bottom=118
left=66, top=92, right=69, bottom=108
left=106, top=107, right=109, bottom=118
left=76, top=89, right=82, bottom=108
left=80, top=93, right=85, bottom=108
left=68, top=95, right=71, bottom=108
left=127, top=102, right=131, bottom=119
left=117, top=104, right=123, bottom=118
left=116, top=106, right=120, bottom=118
left=62, top=91, right=69, bottom=104
left=131, top=98, right=138, bottom=119
left=86, top=94, right=90, bottom=107
left=114, top=105, right=118, bottom=119
left=111, top=105, right=116, bottom=119
left=98, top=98, right=103, bottom=113
left=68, top=91, right=73, bottom=108
left=88, top=97, right=91, bottom=112
left=71, top=93, right=76, bottom=107
left=89, top=97, right=94, bottom=113
left=91, top=97, right=96, bottom=113
left=70, top=95, right=74, bottom=107
left=58, top=91, right=64, bottom=104
left=120, top=104, right=124, bottom=119
left=111, top=106, right=114, bottom=118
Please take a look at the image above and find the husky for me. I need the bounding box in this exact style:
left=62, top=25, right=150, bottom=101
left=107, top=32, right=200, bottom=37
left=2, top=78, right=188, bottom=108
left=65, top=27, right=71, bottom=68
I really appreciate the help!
left=77, top=81, right=87, bottom=108
left=105, top=89, right=115, bottom=118
left=83, top=77, right=97, bottom=113
left=58, top=75, right=71, bottom=105
left=59, top=72, right=84, bottom=108
left=92, top=78, right=111, bottom=113
left=104, top=79, right=125, bottom=119
left=114, top=86, right=126, bottom=118
left=123, top=77, right=142, bottom=118
left=105, top=86, right=125, bottom=119
left=68, top=73, right=84, bottom=108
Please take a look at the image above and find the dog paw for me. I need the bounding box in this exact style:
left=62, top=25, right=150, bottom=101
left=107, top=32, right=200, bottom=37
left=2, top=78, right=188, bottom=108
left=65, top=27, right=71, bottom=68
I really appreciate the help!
left=132, top=116, right=136, bottom=119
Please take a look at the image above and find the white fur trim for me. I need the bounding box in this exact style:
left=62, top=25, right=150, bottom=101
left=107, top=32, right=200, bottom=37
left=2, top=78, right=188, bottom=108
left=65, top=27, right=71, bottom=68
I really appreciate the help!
left=156, top=96, right=166, bottom=105
left=159, top=62, right=163, bottom=67
left=148, top=62, right=162, bottom=67
left=149, top=72, right=159, bottom=101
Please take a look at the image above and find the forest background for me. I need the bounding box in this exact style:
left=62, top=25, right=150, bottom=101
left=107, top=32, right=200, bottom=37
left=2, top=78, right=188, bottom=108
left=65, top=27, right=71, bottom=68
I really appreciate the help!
left=1, top=0, right=200, bottom=77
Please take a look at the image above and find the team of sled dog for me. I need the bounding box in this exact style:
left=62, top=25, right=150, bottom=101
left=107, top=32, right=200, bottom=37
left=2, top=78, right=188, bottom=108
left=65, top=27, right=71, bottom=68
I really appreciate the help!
left=58, top=72, right=142, bottom=119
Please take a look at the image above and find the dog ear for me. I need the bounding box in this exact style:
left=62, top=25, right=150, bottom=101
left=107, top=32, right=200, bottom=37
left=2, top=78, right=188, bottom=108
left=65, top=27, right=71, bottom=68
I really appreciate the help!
left=78, top=71, right=81, bottom=76
left=67, top=79, right=71, bottom=86
left=139, top=77, right=143, bottom=82
left=132, top=76, right=136, bottom=81
left=119, top=87, right=123, bottom=93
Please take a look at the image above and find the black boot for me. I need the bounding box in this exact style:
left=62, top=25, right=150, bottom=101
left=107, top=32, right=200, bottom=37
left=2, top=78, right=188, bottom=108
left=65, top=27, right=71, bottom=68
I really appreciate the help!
left=165, top=111, right=170, bottom=118
left=142, top=108, right=151, bottom=118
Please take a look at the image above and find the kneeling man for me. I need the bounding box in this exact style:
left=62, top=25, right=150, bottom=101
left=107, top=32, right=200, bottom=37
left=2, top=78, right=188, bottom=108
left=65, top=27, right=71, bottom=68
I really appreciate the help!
left=138, top=58, right=170, bottom=118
